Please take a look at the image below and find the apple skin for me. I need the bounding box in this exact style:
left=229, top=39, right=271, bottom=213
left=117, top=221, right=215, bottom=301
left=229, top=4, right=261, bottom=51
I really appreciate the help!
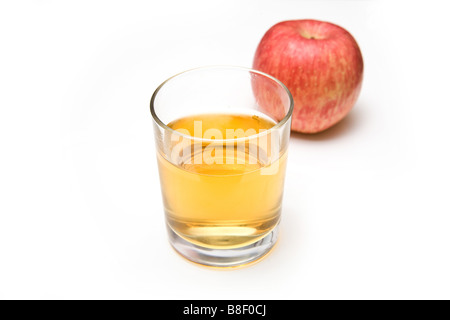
left=253, top=20, right=363, bottom=133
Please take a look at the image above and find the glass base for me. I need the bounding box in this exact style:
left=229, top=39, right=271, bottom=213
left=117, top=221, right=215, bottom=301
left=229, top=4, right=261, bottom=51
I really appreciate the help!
left=167, top=223, right=279, bottom=268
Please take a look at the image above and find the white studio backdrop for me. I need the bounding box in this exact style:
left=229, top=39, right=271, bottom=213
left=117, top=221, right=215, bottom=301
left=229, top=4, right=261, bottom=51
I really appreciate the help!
left=0, top=0, right=449, bottom=299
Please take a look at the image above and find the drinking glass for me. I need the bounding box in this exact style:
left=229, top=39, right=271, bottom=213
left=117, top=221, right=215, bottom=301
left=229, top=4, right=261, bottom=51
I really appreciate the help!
left=150, top=66, right=293, bottom=267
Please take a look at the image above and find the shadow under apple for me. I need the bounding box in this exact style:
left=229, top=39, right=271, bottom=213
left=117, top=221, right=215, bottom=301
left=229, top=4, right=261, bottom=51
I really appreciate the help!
left=290, top=103, right=366, bottom=141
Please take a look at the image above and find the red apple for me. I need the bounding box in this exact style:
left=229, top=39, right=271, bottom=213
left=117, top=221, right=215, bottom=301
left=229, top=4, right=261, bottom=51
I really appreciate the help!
left=253, top=19, right=363, bottom=133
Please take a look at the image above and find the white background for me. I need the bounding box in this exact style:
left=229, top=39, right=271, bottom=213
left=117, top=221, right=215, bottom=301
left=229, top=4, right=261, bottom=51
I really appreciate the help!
left=1, top=0, right=449, bottom=299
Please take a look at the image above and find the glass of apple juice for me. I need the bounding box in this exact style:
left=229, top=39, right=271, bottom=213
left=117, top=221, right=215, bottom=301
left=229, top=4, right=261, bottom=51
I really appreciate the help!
left=150, top=66, right=293, bottom=267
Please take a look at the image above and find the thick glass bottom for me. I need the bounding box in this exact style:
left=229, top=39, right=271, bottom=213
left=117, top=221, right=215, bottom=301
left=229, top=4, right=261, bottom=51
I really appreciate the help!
left=167, top=222, right=279, bottom=268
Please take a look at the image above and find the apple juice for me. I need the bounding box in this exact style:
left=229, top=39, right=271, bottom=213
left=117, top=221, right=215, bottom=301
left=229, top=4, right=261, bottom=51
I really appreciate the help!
left=157, top=113, right=287, bottom=249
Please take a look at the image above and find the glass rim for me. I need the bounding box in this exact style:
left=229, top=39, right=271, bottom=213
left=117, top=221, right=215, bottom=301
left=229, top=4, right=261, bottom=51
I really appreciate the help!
left=149, top=65, right=294, bottom=143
